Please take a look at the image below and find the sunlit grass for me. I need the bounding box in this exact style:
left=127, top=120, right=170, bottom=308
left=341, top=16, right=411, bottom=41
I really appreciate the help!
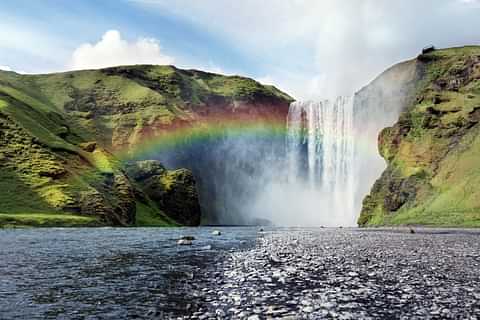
left=0, top=213, right=101, bottom=228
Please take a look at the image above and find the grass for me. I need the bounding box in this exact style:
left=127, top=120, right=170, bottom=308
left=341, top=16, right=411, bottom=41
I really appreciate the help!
left=360, top=46, right=480, bottom=227
left=0, top=63, right=293, bottom=227
left=0, top=213, right=101, bottom=228
left=134, top=202, right=178, bottom=227
left=388, top=209, right=480, bottom=227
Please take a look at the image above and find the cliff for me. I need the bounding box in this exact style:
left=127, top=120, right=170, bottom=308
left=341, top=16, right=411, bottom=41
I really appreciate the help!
left=0, top=65, right=292, bottom=227
left=358, top=46, right=480, bottom=227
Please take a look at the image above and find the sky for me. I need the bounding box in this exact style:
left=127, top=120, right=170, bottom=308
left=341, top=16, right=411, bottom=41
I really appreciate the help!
left=1, top=0, right=479, bottom=99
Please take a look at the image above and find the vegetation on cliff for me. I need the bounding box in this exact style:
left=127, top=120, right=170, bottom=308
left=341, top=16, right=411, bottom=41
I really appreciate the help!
left=0, top=65, right=292, bottom=227
left=359, top=46, right=480, bottom=227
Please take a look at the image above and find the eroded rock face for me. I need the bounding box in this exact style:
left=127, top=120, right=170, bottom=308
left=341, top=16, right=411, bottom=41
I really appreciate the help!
left=359, top=46, right=480, bottom=227
left=126, top=160, right=201, bottom=226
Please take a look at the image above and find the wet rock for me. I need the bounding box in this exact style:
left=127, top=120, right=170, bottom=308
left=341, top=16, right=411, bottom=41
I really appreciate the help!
left=177, top=239, right=193, bottom=245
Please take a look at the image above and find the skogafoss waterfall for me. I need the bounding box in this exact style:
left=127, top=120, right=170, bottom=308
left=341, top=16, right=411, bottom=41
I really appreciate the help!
left=286, top=97, right=356, bottom=225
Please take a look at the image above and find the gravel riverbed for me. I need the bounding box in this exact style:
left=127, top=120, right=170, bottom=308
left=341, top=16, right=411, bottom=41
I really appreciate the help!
left=184, top=228, right=480, bottom=319
left=1, top=227, right=479, bottom=319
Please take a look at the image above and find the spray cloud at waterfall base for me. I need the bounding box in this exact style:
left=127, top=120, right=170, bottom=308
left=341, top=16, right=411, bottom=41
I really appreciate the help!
left=143, top=75, right=407, bottom=227
left=254, top=86, right=406, bottom=227
left=250, top=97, right=357, bottom=227
left=149, top=95, right=397, bottom=227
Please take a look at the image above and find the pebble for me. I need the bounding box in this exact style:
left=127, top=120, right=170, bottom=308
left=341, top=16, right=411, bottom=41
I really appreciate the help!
left=180, top=228, right=480, bottom=319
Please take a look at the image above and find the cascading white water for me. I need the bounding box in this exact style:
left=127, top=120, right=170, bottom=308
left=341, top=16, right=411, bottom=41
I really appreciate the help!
left=286, top=97, right=356, bottom=224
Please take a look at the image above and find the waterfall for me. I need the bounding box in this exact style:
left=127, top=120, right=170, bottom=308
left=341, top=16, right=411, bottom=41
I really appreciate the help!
left=286, top=97, right=356, bottom=224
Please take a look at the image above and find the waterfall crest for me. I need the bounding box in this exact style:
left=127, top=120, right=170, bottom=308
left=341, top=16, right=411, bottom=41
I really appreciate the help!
left=286, top=97, right=356, bottom=225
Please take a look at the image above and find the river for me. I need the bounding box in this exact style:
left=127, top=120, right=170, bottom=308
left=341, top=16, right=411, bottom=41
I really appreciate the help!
left=1, top=227, right=479, bottom=319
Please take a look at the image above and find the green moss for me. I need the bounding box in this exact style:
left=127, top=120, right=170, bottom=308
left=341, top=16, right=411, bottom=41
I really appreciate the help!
left=0, top=213, right=101, bottom=228
left=134, top=202, right=177, bottom=227
left=91, top=149, right=115, bottom=173
left=0, top=93, right=79, bottom=153
left=159, top=172, right=177, bottom=191
left=389, top=207, right=480, bottom=227
left=360, top=45, right=480, bottom=227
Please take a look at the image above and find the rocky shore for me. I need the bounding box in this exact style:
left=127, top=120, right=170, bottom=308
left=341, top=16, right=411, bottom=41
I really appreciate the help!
left=183, top=228, right=480, bottom=319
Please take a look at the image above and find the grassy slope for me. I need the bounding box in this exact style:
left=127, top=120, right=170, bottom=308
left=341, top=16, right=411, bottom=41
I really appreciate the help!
left=0, top=213, right=100, bottom=228
left=0, top=66, right=292, bottom=227
left=359, top=46, right=480, bottom=227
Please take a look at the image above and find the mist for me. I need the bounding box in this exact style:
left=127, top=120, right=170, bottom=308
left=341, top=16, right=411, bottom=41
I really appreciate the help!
left=154, top=57, right=417, bottom=226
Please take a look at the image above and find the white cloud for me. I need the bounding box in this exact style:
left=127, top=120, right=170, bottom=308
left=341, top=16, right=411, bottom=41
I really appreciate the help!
left=131, top=0, right=480, bottom=99
left=0, top=65, right=12, bottom=71
left=69, top=30, right=175, bottom=70
left=457, top=0, right=480, bottom=6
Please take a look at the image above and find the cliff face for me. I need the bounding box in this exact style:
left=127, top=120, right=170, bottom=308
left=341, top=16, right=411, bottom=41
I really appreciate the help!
left=352, top=59, right=422, bottom=214
left=0, top=65, right=292, bottom=227
left=358, top=46, right=480, bottom=227
left=125, top=160, right=201, bottom=226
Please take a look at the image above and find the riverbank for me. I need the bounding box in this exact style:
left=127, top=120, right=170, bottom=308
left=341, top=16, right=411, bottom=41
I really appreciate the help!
left=190, top=227, right=480, bottom=319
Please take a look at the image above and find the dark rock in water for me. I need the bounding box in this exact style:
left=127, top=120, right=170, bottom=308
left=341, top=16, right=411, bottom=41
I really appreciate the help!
left=177, top=239, right=193, bottom=245
left=180, top=236, right=196, bottom=241
left=409, top=228, right=416, bottom=234
left=212, top=230, right=222, bottom=236
left=126, top=160, right=201, bottom=226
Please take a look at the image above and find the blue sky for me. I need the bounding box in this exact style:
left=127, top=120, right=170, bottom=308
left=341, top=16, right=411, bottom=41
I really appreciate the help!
left=1, top=0, right=480, bottom=99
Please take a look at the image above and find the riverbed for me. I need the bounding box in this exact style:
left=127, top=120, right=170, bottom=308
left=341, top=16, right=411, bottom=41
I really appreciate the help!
left=0, top=227, right=479, bottom=319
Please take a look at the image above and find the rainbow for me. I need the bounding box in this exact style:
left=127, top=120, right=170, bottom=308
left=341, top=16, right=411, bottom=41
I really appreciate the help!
left=116, top=113, right=289, bottom=161
left=110, top=108, right=380, bottom=163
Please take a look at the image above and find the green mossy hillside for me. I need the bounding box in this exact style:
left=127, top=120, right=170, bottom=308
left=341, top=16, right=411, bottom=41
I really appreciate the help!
left=359, top=46, right=480, bottom=227
left=0, top=65, right=292, bottom=227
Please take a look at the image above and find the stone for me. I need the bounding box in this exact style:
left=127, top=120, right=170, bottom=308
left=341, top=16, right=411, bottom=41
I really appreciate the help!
left=180, top=236, right=195, bottom=241
left=177, top=239, right=193, bottom=245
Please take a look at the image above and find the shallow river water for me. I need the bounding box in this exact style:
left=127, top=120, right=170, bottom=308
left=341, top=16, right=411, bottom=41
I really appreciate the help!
left=1, top=227, right=479, bottom=319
